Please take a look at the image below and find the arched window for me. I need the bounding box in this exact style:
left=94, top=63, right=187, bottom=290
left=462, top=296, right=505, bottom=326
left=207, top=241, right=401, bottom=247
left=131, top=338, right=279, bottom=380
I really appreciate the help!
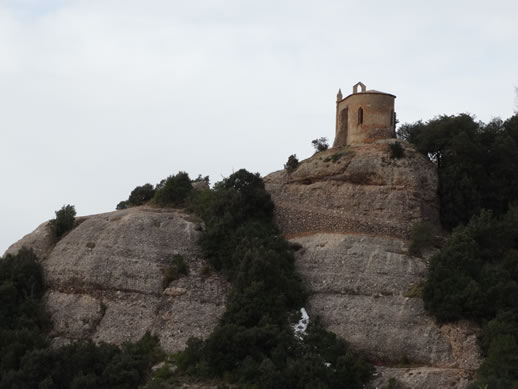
left=341, top=108, right=348, bottom=131
left=358, top=107, right=363, bottom=125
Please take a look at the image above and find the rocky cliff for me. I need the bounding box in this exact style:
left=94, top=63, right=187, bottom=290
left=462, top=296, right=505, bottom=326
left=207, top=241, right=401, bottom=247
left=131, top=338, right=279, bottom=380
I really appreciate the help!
left=264, top=140, right=480, bottom=389
left=5, top=140, right=481, bottom=388
left=4, top=207, right=229, bottom=352
left=265, top=140, right=439, bottom=239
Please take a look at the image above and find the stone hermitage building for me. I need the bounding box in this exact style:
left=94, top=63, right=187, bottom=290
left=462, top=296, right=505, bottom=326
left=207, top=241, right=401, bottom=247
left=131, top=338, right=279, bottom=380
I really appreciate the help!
left=333, top=81, right=396, bottom=147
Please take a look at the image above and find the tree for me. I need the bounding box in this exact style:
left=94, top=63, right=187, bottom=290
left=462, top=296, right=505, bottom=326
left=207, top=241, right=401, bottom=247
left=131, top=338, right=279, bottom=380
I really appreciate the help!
left=153, top=172, right=193, bottom=207
left=128, top=184, right=155, bottom=206
left=311, top=137, right=329, bottom=152
left=400, top=113, right=518, bottom=230
left=50, top=204, right=76, bottom=239
left=284, top=154, right=299, bottom=173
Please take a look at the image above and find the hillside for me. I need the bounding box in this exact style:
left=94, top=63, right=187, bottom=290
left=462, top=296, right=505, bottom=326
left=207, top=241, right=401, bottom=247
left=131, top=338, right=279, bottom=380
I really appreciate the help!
left=4, top=207, right=229, bottom=352
left=3, top=140, right=482, bottom=388
left=264, top=141, right=480, bottom=388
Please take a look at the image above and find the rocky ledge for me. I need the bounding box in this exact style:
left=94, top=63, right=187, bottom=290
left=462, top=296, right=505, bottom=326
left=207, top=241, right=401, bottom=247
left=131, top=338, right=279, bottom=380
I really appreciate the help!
left=264, top=140, right=439, bottom=239
left=265, top=141, right=480, bottom=389
left=4, top=206, right=229, bottom=352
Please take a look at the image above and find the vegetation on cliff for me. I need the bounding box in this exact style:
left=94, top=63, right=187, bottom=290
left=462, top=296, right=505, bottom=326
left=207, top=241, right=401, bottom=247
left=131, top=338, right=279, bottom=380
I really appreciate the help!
left=399, top=113, right=518, bottom=230
left=0, top=248, right=163, bottom=389
left=171, top=169, right=373, bottom=388
left=49, top=204, right=76, bottom=240
left=403, top=113, right=518, bottom=388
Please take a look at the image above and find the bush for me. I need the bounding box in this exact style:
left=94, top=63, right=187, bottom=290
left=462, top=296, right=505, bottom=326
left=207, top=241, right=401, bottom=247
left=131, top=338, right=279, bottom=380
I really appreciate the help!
left=162, top=255, right=189, bottom=288
left=284, top=154, right=299, bottom=173
left=311, top=137, right=329, bottom=152
left=176, top=169, right=373, bottom=388
left=389, top=142, right=405, bottom=159
left=50, top=204, right=76, bottom=239
left=128, top=184, right=155, bottom=206
left=116, top=200, right=129, bottom=210
left=153, top=172, right=193, bottom=207
left=400, top=113, right=518, bottom=230
left=424, top=208, right=518, bottom=386
left=116, top=183, right=156, bottom=210
left=408, top=221, right=440, bottom=257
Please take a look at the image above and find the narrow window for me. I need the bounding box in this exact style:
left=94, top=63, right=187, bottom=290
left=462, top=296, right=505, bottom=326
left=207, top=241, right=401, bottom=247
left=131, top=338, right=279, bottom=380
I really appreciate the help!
left=341, top=108, right=348, bottom=131
left=390, top=109, right=394, bottom=126
left=358, top=107, right=363, bottom=125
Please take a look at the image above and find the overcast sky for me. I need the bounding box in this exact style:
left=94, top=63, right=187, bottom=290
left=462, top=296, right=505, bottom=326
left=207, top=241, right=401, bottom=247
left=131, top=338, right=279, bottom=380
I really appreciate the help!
left=1, top=0, right=517, bottom=254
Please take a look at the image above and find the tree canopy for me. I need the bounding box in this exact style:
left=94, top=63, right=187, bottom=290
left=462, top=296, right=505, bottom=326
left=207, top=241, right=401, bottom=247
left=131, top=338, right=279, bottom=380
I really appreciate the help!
left=399, top=113, right=518, bottom=230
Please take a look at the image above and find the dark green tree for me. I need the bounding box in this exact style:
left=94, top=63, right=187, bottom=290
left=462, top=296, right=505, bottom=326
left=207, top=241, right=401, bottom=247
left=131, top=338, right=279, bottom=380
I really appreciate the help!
left=128, top=183, right=155, bottom=206
left=311, top=137, right=329, bottom=152
left=50, top=204, right=76, bottom=239
left=153, top=172, right=193, bottom=207
left=284, top=154, right=299, bottom=173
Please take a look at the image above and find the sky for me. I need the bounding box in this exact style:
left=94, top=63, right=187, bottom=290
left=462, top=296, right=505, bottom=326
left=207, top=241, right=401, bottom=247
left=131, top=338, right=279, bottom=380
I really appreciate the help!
left=1, top=0, right=518, bottom=254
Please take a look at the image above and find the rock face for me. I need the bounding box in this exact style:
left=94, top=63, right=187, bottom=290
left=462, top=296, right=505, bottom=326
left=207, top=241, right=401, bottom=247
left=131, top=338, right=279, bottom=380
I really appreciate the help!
left=265, top=141, right=480, bottom=389
left=4, top=207, right=229, bottom=352
left=265, top=140, right=439, bottom=239
left=5, top=140, right=481, bottom=388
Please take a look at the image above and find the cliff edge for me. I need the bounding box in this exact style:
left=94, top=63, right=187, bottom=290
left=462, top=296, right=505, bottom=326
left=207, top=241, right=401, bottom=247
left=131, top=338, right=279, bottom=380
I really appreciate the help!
left=264, top=141, right=480, bottom=389
left=4, top=206, right=229, bottom=353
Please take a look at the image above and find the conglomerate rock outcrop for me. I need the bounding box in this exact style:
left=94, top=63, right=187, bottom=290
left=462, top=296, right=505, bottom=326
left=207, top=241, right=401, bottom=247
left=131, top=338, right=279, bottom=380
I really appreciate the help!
left=264, top=140, right=480, bottom=389
left=4, top=207, right=229, bottom=352
left=264, top=140, right=439, bottom=239
left=5, top=139, right=481, bottom=388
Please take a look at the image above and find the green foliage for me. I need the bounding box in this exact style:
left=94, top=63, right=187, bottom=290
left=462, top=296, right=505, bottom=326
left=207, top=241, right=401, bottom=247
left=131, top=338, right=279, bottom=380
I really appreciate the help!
left=423, top=208, right=518, bottom=386
left=312, top=137, right=329, bottom=152
left=408, top=221, right=441, bottom=257
left=49, top=204, right=76, bottom=239
left=117, top=183, right=156, bottom=209
left=1, top=333, right=163, bottom=389
left=162, top=254, right=189, bottom=288
left=129, top=183, right=155, bottom=205
left=399, top=113, right=518, bottom=230
left=389, top=141, right=405, bottom=159
left=153, top=172, right=193, bottom=207
left=0, top=247, right=163, bottom=389
left=116, top=200, right=129, bottom=210
left=0, top=247, right=50, bottom=379
left=174, top=169, right=373, bottom=388
left=284, top=154, right=299, bottom=173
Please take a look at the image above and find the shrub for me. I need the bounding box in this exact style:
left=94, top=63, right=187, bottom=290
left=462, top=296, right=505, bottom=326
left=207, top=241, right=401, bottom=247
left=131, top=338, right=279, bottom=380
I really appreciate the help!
left=162, top=255, right=189, bottom=288
left=408, top=221, right=440, bottom=257
left=50, top=204, right=76, bottom=240
left=423, top=208, right=518, bottom=386
left=284, top=154, right=299, bottom=173
left=153, top=172, right=193, bottom=207
left=128, top=183, right=155, bottom=206
left=311, top=137, right=329, bottom=152
left=116, top=200, right=129, bottom=210
left=389, top=141, right=405, bottom=159
left=176, top=169, right=373, bottom=388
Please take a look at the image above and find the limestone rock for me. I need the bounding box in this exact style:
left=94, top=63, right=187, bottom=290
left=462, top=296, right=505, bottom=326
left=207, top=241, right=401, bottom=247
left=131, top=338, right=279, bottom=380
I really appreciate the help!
left=290, top=232, right=480, bottom=388
left=264, top=141, right=439, bottom=239
left=7, top=206, right=229, bottom=352
left=265, top=145, right=479, bottom=388
left=4, top=220, right=55, bottom=260
left=369, top=367, right=473, bottom=389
